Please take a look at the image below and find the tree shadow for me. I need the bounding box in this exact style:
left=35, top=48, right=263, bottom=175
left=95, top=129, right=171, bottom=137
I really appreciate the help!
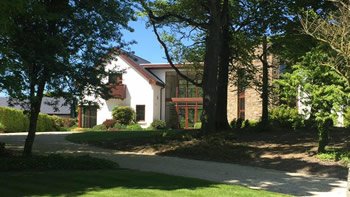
left=0, top=169, right=222, bottom=197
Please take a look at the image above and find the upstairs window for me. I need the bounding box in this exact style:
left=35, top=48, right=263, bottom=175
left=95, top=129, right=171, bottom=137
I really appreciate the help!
left=136, top=105, right=145, bottom=121
left=109, top=73, right=123, bottom=83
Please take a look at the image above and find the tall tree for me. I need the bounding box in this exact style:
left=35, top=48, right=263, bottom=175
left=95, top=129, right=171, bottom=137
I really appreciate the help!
left=0, top=0, right=134, bottom=156
left=140, top=0, right=229, bottom=133
left=276, top=46, right=349, bottom=152
left=301, top=0, right=350, bottom=86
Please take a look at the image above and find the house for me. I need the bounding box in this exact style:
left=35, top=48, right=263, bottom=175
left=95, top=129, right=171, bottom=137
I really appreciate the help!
left=79, top=49, right=281, bottom=129
left=0, top=97, right=72, bottom=118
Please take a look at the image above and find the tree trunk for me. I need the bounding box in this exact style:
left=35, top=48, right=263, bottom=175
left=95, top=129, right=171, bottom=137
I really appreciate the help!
left=215, top=5, right=230, bottom=131
left=261, top=35, right=269, bottom=129
left=201, top=0, right=224, bottom=133
left=317, top=120, right=330, bottom=153
left=23, top=80, right=46, bottom=156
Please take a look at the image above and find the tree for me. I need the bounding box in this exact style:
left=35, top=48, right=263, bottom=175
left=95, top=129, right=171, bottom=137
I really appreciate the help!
left=0, top=0, right=134, bottom=156
left=276, top=46, right=349, bottom=152
left=139, top=0, right=229, bottom=133
left=301, top=0, right=350, bottom=86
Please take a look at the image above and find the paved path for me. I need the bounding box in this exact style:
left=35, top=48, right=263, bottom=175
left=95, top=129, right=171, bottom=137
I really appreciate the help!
left=0, top=132, right=347, bottom=197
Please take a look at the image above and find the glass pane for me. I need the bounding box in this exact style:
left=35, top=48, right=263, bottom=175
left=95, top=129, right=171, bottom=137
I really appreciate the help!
left=136, top=105, right=145, bottom=121
left=179, top=108, right=186, bottom=128
left=188, top=108, right=195, bottom=128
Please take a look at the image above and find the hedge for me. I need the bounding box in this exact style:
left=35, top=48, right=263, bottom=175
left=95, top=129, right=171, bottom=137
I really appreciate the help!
left=0, top=107, right=58, bottom=132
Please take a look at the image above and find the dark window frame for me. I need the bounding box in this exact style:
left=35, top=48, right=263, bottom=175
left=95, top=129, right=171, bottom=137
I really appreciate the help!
left=136, top=105, right=145, bottom=122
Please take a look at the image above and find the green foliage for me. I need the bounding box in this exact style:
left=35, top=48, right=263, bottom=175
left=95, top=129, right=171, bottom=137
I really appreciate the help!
left=194, top=122, right=202, bottom=129
left=269, top=105, right=305, bottom=130
left=126, top=124, right=143, bottom=131
left=112, top=106, right=135, bottom=125
left=317, top=148, right=350, bottom=166
left=36, top=113, right=56, bottom=132
left=113, top=122, right=127, bottom=130
left=91, top=124, right=107, bottom=131
left=230, top=118, right=244, bottom=129
left=102, top=119, right=118, bottom=129
left=62, top=118, right=76, bottom=128
left=344, top=108, right=350, bottom=128
left=276, top=46, right=350, bottom=152
left=151, top=120, right=167, bottom=129
left=0, top=154, right=119, bottom=171
left=0, top=106, right=58, bottom=132
left=180, top=120, right=186, bottom=129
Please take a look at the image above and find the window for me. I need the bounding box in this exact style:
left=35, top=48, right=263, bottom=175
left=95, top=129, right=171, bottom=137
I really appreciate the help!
left=136, top=105, right=145, bottom=121
left=109, top=73, right=122, bottom=83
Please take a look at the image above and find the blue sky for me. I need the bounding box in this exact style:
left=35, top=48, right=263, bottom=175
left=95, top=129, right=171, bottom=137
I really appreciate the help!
left=121, top=18, right=166, bottom=63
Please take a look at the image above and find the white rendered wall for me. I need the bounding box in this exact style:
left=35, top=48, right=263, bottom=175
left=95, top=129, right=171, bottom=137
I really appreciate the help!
left=95, top=56, right=156, bottom=128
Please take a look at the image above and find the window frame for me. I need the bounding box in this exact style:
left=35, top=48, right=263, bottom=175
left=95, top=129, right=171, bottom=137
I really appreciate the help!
left=136, top=105, right=146, bottom=122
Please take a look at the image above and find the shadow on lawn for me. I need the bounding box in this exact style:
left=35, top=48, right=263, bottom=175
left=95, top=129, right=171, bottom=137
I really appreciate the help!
left=0, top=169, right=221, bottom=197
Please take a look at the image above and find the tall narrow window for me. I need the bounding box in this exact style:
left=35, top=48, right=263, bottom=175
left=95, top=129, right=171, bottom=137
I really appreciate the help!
left=136, top=105, right=145, bottom=121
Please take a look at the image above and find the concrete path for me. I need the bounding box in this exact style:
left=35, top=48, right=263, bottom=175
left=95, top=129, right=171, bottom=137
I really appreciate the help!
left=0, top=132, right=347, bottom=197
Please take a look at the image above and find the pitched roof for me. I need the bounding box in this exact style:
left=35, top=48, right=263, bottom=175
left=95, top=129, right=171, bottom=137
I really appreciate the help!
left=119, top=51, right=165, bottom=87
left=0, top=97, right=71, bottom=115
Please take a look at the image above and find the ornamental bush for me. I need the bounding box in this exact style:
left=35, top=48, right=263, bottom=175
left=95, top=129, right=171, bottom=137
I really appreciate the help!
left=269, top=105, right=305, bottom=130
left=194, top=122, right=202, bottom=129
left=112, top=106, right=135, bottom=125
left=102, top=119, right=118, bottom=129
left=91, top=124, right=107, bottom=131
left=113, top=122, right=127, bottom=129
left=151, top=120, right=167, bottom=129
left=126, top=124, right=142, bottom=131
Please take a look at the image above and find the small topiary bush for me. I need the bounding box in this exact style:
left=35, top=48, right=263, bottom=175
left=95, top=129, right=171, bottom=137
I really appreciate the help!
left=151, top=120, right=167, bottom=129
left=126, top=124, right=143, bottom=131
left=91, top=124, right=107, bottom=131
left=103, top=119, right=118, bottom=129
left=112, top=106, right=135, bottom=125
left=194, top=122, right=202, bottom=129
left=113, top=122, right=127, bottom=130
left=269, top=105, right=305, bottom=130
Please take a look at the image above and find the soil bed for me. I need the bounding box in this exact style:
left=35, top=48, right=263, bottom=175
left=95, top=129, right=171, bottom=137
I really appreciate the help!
left=87, top=127, right=349, bottom=180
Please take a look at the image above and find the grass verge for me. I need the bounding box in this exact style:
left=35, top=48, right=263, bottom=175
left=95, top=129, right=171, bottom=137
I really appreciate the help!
left=0, top=169, right=291, bottom=197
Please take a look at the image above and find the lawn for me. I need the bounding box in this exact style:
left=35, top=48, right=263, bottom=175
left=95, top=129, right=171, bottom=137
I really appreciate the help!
left=0, top=169, right=290, bottom=197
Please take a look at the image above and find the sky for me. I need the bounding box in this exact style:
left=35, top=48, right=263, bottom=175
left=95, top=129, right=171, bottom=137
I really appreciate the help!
left=121, top=18, right=167, bottom=63
left=0, top=18, right=167, bottom=97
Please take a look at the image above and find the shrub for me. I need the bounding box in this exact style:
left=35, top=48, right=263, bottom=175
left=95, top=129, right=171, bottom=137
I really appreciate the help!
left=37, top=113, right=56, bottom=132
left=151, top=120, right=167, bottom=129
left=62, top=118, right=76, bottom=128
left=91, top=124, right=107, bottom=131
left=113, top=122, right=127, bottom=130
left=180, top=120, right=186, bottom=128
left=194, top=122, right=202, bottom=129
left=103, top=119, right=118, bottom=129
left=269, top=105, right=304, bottom=130
left=126, top=124, right=143, bottom=131
left=112, top=106, right=135, bottom=125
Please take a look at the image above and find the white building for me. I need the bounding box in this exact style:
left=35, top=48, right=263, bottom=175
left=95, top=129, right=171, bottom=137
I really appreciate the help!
left=78, top=51, right=203, bottom=129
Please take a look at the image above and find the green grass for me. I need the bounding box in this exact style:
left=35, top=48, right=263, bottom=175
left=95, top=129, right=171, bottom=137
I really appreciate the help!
left=317, top=147, right=350, bottom=165
left=0, top=169, right=291, bottom=197
left=66, top=129, right=197, bottom=143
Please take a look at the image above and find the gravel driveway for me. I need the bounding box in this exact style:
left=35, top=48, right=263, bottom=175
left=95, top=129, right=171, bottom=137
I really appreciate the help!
left=0, top=132, right=347, bottom=197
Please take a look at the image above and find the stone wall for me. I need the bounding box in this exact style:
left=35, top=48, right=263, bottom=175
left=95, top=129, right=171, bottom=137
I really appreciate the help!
left=227, top=52, right=280, bottom=123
